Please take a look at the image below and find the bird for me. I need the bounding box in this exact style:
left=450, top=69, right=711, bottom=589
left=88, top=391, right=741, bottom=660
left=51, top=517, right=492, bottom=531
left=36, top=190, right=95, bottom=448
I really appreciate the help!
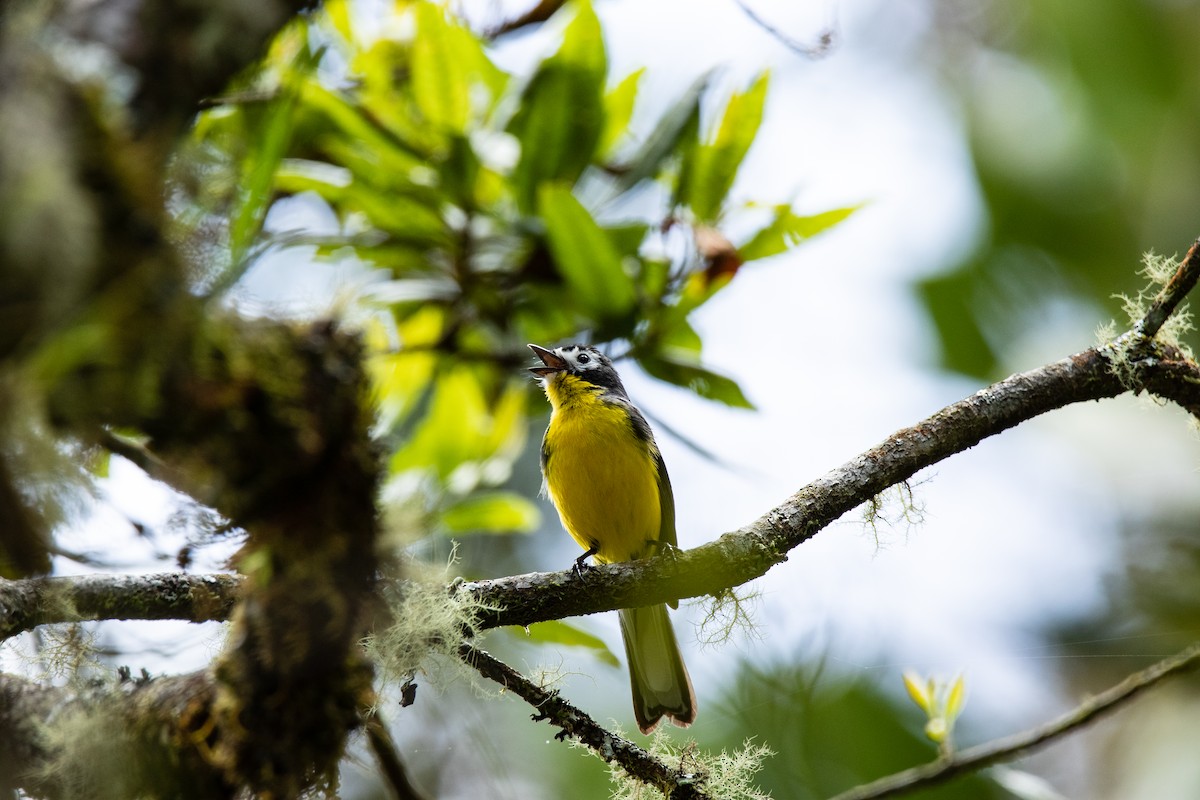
left=528, top=342, right=696, bottom=734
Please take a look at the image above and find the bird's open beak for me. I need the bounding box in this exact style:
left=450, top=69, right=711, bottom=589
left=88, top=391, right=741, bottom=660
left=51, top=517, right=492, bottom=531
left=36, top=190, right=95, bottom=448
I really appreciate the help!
left=528, top=344, right=567, bottom=377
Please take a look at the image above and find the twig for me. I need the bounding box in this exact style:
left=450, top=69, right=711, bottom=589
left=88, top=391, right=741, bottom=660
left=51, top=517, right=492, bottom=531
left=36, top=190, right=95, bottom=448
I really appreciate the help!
left=483, top=0, right=568, bottom=39
left=363, top=712, right=430, bottom=800
left=1139, top=237, right=1200, bottom=338
left=826, top=640, right=1200, bottom=800
left=460, top=644, right=709, bottom=798
left=732, top=0, right=837, bottom=59
left=96, top=429, right=190, bottom=494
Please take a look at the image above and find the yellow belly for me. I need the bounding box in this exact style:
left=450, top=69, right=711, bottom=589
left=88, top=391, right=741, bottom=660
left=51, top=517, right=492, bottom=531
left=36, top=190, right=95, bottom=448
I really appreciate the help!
left=544, top=400, right=661, bottom=564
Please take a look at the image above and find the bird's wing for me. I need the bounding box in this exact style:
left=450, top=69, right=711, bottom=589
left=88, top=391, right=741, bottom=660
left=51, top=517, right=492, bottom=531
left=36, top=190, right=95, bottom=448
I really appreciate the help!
left=653, top=447, right=677, bottom=550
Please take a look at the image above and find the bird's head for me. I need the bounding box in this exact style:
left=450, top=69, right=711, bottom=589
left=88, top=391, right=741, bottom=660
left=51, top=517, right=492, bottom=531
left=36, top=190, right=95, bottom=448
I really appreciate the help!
left=528, top=343, right=627, bottom=398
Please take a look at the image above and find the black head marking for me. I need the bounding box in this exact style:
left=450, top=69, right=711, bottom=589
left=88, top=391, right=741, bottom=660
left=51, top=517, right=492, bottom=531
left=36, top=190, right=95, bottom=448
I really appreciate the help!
left=529, top=343, right=628, bottom=397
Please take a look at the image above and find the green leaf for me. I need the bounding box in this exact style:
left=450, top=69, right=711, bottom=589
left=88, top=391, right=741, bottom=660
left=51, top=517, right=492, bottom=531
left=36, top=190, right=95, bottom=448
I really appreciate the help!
left=299, top=83, right=424, bottom=174
left=412, top=4, right=472, bottom=133
left=658, top=315, right=703, bottom=358
left=599, top=68, right=644, bottom=158
left=681, top=72, right=770, bottom=222
left=440, top=491, right=541, bottom=535
left=322, top=0, right=354, bottom=43
left=639, top=354, right=754, bottom=408
left=521, top=621, right=620, bottom=667
left=738, top=204, right=859, bottom=262
left=89, top=448, right=111, bottom=479
left=226, top=35, right=321, bottom=281
left=613, top=69, right=711, bottom=192
left=507, top=0, right=607, bottom=210
left=537, top=183, right=636, bottom=318
left=604, top=222, right=650, bottom=258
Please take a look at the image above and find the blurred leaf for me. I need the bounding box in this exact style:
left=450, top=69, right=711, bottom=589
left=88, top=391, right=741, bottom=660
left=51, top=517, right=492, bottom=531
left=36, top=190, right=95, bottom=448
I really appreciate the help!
left=599, top=68, right=643, bottom=158
left=738, top=204, right=859, bottom=262
left=367, top=307, right=444, bottom=433
left=389, top=368, right=487, bottom=481
left=88, top=448, right=111, bottom=479
left=322, top=0, right=354, bottom=43
left=656, top=315, right=703, bottom=359
left=411, top=4, right=506, bottom=135
left=412, top=4, right=472, bottom=133
left=226, top=34, right=320, bottom=281
left=537, top=183, right=636, bottom=319
left=680, top=72, right=769, bottom=222
left=521, top=620, right=620, bottom=667
left=507, top=0, right=606, bottom=210
left=440, top=491, right=540, bottom=534
left=945, top=674, right=967, bottom=724
left=613, top=69, right=711, bottom=192
left=604, top=222, right=649, bottom=259
left=916, top=265, right=999, bottom=378
left=902, top=670, right=932, bottom=714
left=639, top=354, right=754, bottom=409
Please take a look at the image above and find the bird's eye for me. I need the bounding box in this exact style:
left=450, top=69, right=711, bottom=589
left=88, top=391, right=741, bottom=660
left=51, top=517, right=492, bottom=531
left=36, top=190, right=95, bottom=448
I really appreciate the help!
left=577, top=353, right=590, bottom=364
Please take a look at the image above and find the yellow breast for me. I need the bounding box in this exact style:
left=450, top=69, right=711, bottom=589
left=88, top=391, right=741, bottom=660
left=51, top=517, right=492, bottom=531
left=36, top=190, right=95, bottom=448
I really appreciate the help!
left=542, top=377, right=661, bottom=564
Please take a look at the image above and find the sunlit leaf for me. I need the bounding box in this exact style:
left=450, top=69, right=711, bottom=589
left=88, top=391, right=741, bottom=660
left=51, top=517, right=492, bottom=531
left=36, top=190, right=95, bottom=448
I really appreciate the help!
left=537, top=183, right=636, bottom=318
left=738, top=204, right=859, bottom=262
left=439, top=491, right=540, bottom=534
left=902, top=670, right=932, bottom=714
left=367, top=307, right=444, bottom=432
left=945, top=674, right=967, bottom=723
left=599, top=68, right=644, bottom=158
left=412, top=4, right=472, bottom=133
left=658, top=315, right=703, bottom=358
left=226, top=30, right=320, bottom=281
left=507, top=0, right=606, bottom=210
left=322, top=0, right=354, bottom=43
left=89, top=448, right=111, bottom=479
left=520, top=620, right=620, bottom=667
left=680, top=72, right=770, bottom=222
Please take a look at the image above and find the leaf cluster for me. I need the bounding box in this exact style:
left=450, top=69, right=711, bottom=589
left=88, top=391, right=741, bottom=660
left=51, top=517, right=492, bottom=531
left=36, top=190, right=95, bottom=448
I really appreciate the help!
left=181, top=0, right=855, bottom=544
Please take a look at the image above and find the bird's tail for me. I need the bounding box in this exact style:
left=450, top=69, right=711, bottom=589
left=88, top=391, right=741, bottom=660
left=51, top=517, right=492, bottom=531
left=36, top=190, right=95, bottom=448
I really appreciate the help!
left=619, top=604, right=697, bottom=734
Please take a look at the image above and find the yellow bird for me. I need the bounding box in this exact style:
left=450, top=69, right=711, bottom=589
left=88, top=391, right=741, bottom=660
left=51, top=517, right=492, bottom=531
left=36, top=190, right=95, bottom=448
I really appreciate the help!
left=529, top=343, right=696, bottom=733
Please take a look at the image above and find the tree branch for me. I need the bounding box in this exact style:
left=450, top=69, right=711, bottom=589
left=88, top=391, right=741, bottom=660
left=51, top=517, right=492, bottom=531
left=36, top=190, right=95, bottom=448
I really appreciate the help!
left=461, top=644, right=708, bottom=799
left=1139, top=237, right=1200, bottom=338
left=825, top=640, right=1200, bottom=800
left=0, top=573, right=240, bottom=642
left=461, top=341, right=1198, bottom=628
left=5, top=347, right=1198, bottom=646
left=0, top=670, right=230, bottom=798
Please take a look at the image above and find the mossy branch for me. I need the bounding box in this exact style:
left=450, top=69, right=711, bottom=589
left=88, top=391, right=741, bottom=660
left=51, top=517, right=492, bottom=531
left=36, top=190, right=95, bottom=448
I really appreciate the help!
left=1137, top=237, right=1200, bottom=339
left=461, top=339, right=1200, bottom=626
left=0, top=573, right=240, bottom=641
left=5, top=345, right=1199, bottom=642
